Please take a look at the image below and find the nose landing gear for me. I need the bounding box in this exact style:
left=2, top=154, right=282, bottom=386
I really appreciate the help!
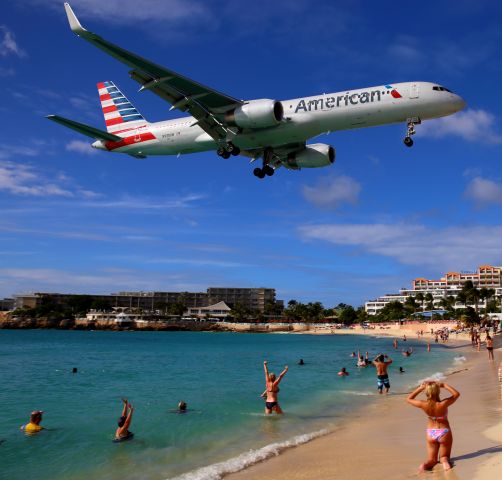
left=403, top=117, right=421, bottom=147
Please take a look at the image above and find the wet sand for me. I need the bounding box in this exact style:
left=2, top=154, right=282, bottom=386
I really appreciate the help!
left=228, top=337, right=502, bottom=480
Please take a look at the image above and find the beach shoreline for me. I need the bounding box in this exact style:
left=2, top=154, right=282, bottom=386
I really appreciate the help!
left=224, top=333, right=501, bottom=480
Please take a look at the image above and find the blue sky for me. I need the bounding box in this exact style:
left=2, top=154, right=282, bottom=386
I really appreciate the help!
left=1, top=0, right=502, bottom=306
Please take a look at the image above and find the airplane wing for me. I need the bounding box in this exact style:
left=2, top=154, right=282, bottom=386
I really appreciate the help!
left=46, top=114, right=122, bottom=141
left=64, top=3, right=243, bottom=142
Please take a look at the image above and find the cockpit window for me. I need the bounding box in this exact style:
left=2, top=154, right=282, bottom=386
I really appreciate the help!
left=433, top=85, right=453, bottom=93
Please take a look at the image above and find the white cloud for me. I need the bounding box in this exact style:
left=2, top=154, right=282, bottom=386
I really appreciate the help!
left=419, top=109, right=502, bottom=144
left=0, top=160, right=100, bottom=198
left=465, top=177, right=502, bottom=205
left=299, top=223, right=502, bottom=270
left=81, top=193, right=206, bottom=210
left=0, top=160, right=74, bottom=197
left=0, top=144, right=39, bottom=160
left=66, top=140, right=97, bottom=155
left=0, top=26, right=26, bottom=58
left=0, top=267, right=211, bottom=297
left=29, top=0, right=208, bottom=25
left=302, top=175, right=361, bottom=209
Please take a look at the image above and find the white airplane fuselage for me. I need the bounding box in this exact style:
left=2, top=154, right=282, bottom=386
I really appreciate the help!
left=93, top=81, right=465, bottom=157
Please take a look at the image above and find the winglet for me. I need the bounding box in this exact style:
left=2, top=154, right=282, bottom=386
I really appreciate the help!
left=64, top=3, right=87, bottom=35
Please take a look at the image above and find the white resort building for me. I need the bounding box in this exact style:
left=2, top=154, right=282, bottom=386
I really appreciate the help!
left=365, top=265, right=502, bottom=315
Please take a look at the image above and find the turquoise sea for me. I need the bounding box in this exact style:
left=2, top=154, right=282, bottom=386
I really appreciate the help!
left=0, top=330, right=460, bottom=480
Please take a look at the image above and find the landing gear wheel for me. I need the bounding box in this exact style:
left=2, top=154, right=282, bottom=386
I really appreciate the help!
left=253, top=167, right=265, bottom=179
left=404, top=137, right=414, bottom=147
left=263, top=165, right=275, bottom=176
left=217, top=146, right=226, bottom=157
left=221, top=150, right=231, bottom=159
left=230, top=146, right=241, bottom=156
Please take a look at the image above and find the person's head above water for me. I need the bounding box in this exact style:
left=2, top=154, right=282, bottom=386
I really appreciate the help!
left=399, top=367, right=405, bottom=373
left=30, top=411, right=43, bottom=424
left=178, top=401, right=187, bottom=411
left=298, top=359, right=304, bottom=365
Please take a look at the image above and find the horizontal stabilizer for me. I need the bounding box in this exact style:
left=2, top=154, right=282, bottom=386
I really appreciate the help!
left=46, top=115, right=122, bottom=141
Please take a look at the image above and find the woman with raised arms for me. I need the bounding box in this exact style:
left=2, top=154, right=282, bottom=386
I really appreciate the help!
left=262, top=361, right=288, bottom=415
left=406, top=381, right=460, bottom=472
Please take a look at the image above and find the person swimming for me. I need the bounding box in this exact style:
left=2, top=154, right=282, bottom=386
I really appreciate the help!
left=338, top=367, right=349, bottom=376
left=356, top=350, right=367, bottom=367
left=298, top=358, right=305, bottom=365
left=263, top=360, right=288, bottom=415
left=399, top=367, right=405, bottom=373
left=114, top=399, right=134, bottom=442
left=178, top=401, right=187, bottom=412
left=402, top=347, right=413, bottom=357
left=406, top=381, right=460, bottom=472
left=20, top=411, right=44, bottom=435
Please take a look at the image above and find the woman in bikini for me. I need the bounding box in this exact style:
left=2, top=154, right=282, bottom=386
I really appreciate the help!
left=486, top=335, right=494, bottom=361
left=406, top=381, right=460, bottom=472
left=262, top=360, right=288, bottom=415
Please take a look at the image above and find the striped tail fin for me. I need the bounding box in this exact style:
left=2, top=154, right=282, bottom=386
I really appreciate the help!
left=97, top=81, right=148, bottom=134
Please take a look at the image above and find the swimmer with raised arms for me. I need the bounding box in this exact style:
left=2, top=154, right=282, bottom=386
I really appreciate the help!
left=263, top=361, right=288, bottom=415
left=114, top=398, right=134, bottom=442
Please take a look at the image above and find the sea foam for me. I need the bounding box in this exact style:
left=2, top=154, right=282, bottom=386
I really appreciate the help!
left=417, top=371, right=447, bottom=384
left=453, top=356, right=467, bottom=364
left=167, top=429, right=329, bottom=480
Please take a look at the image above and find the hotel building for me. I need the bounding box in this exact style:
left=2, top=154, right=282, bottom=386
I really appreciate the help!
left=365, top=265, right=502, bottom=315
left=13, top=287, right=280, bottom=314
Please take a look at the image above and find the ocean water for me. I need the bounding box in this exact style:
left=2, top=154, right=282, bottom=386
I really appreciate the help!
left=0, top=330, right=458, bottom=480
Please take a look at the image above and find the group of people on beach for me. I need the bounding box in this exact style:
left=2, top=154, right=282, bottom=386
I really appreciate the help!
left=18, top=328, right=498, bottom=474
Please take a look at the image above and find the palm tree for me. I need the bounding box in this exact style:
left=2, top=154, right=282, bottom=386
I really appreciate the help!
left=415, top=292, right=425, bottom=311
left=424, top=293, right=434, bottom=311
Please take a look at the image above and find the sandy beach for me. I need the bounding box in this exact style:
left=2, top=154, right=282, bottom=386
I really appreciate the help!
left=228, top=333, right=502, bottom=480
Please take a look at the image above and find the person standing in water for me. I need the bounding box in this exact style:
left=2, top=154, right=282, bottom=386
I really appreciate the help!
left=406, top=381, right=460, bottom=472
left=263, top=361, right=288, bottom=414
left=115, top=399, right=134, bottom=442
left=373, top=354, right=393, bottom=394
left=20, top=411, right=44, bottom=435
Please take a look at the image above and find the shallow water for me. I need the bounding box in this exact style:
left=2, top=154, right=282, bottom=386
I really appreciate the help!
left=0, top=330, right=456, bottom=480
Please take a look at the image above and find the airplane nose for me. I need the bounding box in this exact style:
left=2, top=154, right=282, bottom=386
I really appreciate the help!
left=453, top=95, right=466, bottom=112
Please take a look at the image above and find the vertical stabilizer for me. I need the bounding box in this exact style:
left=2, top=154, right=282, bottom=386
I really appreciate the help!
left=97, top=81, right=148, bottom=133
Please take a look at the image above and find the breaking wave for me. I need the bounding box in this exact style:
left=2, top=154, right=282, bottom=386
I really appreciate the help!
left=167, top=429, right=328, bottom=480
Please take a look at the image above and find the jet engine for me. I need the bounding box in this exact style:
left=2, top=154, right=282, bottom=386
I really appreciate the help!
left=226, top=99, right=284, bottom=129
left=285, top=143, right=336, bottom=169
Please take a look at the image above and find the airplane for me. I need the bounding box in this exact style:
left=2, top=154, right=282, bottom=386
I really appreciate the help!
left=48, top=3, right=466, bottom=179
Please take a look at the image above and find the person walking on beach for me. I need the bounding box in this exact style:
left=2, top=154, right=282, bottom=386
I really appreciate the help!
left=406, top=381, right=460, bottom=472
left=373, top=354, right=392, bottom=394
left=263, top=361, right=288, bottom=415
left=20, top=411, right=44, bottom=435
left=486, top=335, right=494, bottom=361
left=115, top=399, right=134, bottom=442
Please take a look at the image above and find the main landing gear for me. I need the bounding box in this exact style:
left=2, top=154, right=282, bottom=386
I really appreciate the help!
left=403, top=117, right=421, bottom=147
left=253, top=147, right=275, bottom=179
left=253, top=165, right=275, bottom=179
left=217, top=142, right=240, bottom=159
